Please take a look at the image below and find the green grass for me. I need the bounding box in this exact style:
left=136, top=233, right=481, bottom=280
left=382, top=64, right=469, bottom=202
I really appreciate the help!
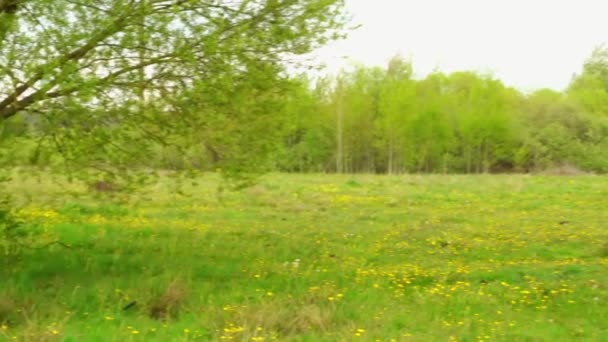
left=2, top=173, right=608, bottom=341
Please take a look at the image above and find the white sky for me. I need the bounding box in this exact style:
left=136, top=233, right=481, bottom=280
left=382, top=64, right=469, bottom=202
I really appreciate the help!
left=310, top=0, right=608, bottom=92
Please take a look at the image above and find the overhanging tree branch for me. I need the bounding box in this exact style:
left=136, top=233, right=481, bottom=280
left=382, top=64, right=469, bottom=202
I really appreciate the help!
left=0, top=13, right=131, bottom=119
left=0, top=0, right=348, bottom=124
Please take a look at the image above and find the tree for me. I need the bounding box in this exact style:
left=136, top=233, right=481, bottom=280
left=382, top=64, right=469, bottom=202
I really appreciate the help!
left=377, top=55, right=415, bottom=173
left=437, top=72, right=519, bottom=173
left=278, top=76, right=334, bottom=173
left=581, top=45, right=608, bottom=91
left=0, top=0, right=348, bottom=184
left=0, top=0, right=348, bottom=250
left=568, top=45, right=608, bottom=117
left=331, top=65, right=384, bottom=173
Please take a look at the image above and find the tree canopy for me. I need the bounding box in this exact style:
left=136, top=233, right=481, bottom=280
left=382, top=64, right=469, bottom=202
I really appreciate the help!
left=0, top=0, right=347, bottom=185
left=278, top=50, right=608, bottom=174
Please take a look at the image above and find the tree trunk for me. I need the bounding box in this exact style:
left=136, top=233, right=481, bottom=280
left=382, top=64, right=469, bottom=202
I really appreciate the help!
left=335, top=86, right=344, bottom=173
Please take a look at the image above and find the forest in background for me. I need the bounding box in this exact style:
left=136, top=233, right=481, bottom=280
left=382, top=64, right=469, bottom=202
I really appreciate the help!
left=276, top=46, right=608, bottom=174
left=2, top=46, right=608, bottom=175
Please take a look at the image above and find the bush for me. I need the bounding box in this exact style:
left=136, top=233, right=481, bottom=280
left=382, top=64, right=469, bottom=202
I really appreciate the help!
left=0, top=202, right=26, bottom=257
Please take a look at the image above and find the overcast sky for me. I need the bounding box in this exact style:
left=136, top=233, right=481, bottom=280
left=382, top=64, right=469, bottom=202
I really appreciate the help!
left=309, top=0, right=608, bottom=92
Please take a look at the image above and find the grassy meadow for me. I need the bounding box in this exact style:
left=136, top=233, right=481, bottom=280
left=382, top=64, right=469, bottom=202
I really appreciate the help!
left=1, top=173, right=608, bottom=341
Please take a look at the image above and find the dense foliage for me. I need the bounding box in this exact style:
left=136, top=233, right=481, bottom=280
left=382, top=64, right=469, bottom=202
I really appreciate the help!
left=6, top=49, right=608, bottom=175
left=0, top=0, right=347, bottom=184
left=280, top=50, right=608, bottom=174
left=1, top=2, right=607, bottom=175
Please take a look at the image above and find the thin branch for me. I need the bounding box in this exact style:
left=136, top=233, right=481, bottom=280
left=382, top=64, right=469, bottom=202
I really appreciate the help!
left=63, top=0, right=110, bottom=13
left=0, top=12, right=131, bottom=119
left=27, top=240, right=74, bottom=250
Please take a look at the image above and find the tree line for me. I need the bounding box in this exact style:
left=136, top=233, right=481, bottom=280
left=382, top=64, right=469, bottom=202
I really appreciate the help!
left=276, top=49, right=608, bottom=174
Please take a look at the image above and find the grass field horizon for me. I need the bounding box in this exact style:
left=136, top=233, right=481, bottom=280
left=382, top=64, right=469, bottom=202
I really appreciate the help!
left=2, top=173, right=607, bottom=341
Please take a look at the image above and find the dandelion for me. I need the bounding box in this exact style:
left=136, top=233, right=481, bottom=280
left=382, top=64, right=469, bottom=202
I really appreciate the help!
left=223, top=324, right=244, bottom=334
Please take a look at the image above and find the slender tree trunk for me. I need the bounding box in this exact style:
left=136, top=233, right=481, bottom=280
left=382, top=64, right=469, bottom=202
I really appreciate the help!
left=482, top=141, right=489, bottom=173
left=335, top=85, right=344, bottom=173
left=476, top=145, right=482, bottom=174
left=466, top=146, right=472, bottom=174
left=387, top=132, right=394, bottom=174
left=137, top=1, right=147, bottom=104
